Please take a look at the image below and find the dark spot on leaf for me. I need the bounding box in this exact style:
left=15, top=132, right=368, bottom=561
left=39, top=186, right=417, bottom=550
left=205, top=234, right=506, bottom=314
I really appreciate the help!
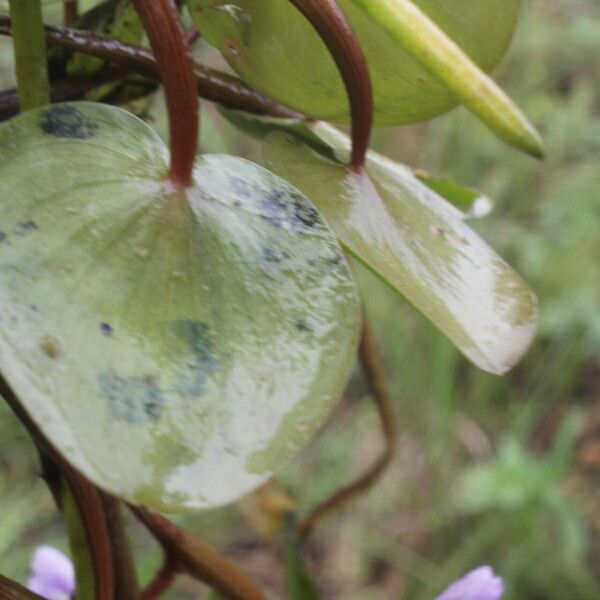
left=172, top=320, right=219, bottom=396
left=292, top=195, right=319, bottom=230
left=259, top=190, right=288, bottom=229
left=40, top=105, right=98, bottom=139
left=100, top=323, right=113, bottom=336
left=98, top=371, right=164, bottom=424
left=40, top=336, right=61, bottom=358
left=263, top=247, right=281, bottom=263
left=15, top=221, right=37, bottom=235
left=259, top=189, right=320, bottom=233
left=231, top=176, right=261, bottom=199
left=0, top=231, right=6, bottom=242
left=262, top=247, right=290, bottom=263
left=296, top=319, right=314, bottom=333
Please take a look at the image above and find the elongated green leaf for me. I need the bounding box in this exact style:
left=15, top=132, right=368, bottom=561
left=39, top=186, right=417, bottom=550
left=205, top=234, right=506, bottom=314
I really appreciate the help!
left=0, top=102, right=360, bottom=511
left=187, top=0, right=521, bottom=127
left=350, top=0, right=544, bottom=157
left=261, top=132, right=538, bottom=374
left=414, top=173, right=493, bottom=220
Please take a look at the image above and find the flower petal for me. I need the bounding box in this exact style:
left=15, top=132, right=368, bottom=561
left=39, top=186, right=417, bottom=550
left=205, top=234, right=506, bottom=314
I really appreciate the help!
left=27, top=546, right=75, bottom=599
left=435, top=566, right=504, bottom=600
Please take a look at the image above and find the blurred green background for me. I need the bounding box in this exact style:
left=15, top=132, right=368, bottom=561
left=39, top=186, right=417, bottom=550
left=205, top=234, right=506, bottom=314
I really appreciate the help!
left=0, top=0, right=599, bottom=598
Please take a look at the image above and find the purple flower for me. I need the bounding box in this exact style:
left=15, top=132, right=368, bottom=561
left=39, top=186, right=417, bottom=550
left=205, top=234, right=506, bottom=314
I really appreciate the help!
left=27, top=546, right=75, bottom=600
left=435, top=566, right=504, bottom=600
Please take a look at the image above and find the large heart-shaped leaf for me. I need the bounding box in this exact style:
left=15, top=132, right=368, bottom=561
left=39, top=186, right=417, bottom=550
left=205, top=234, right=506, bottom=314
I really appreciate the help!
left=0, top=102, right=360, bottom=511
left=186, top=0, right=520, bottom=127
left=260, top=129, right=537, bottom=374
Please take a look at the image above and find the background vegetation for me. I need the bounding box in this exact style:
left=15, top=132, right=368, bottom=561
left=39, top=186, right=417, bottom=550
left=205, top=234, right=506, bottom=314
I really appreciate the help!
left=0, top=0, right=598, bottom=597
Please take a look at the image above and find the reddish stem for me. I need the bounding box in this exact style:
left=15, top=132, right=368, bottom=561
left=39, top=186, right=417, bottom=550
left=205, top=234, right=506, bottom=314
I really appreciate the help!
left=0, top=377, right=115, bottom=600
left=132, top=0, right=198, bottom=188
left=140, top=555, right=179, bottom=600
left=132, top=507, right=268, bottom=600
left=288, top=0, right=373, bottom=170
left=0, top=18, right=302, bottom=120
left=64, top=0, right=78, bottom=26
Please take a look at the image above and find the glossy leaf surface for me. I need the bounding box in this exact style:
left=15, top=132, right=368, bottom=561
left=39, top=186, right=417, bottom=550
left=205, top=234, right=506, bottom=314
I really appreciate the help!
left=186, top=0, right=520, bottom=126
left=0, top=102, right=360, bottom=510
left=220, top=109, right=493, bottom=219
left=261, top=131, right=538, bottom=374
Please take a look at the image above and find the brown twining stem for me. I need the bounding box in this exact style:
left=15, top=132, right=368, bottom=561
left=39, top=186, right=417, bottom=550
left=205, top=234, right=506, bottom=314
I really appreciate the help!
left=0, top=377, right=116, bottom=600
left=101, top=495, right=140, bottom=599
left=64, top=0, right=78, bottom=26
left=287, top=0, right=372, bottom=170
left=131, top=506, right=268, bottom=600
left=298, top=318, right=398, bottom=540
left=132, top=0, right=198, bottom=188
left=0, top=17, right=300, bottom=119
left=140, top=554, right=179, bottom=600
left=0, top=68, right=133, bottom=121
left=0, top=575, right=44, bottom=599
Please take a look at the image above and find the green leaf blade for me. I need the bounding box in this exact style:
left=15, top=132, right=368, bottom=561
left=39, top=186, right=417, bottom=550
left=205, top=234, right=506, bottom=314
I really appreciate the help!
left=0, top=102, right=360, bottom=511
left=186, top=0, right=521, bottom=127
left=261, top=132, right=538, bottom=374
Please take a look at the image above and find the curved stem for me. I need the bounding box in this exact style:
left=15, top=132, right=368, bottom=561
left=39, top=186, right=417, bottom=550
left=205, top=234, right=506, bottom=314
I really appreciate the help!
left=140, top=555, right=179, bottom=600
left=102, top=496, right=139, bottom=599
left=132, top=0, right=198, bottom=188
left=287, top=0, right=372, bottom=170
left=0, top=17, right=300, bottom=119
left=8, top=0, right=50, bottom=111
left=131, top=506, right=268, bottom=600
left=0, top=377, right=116, bottom=600
left=0, top=575, right=44, bottom=599
left=297, top=317, right=398, bottom=540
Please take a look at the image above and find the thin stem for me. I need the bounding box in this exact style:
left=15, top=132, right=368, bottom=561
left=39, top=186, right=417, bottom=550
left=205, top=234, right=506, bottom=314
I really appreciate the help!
left=8, top=0, right=50, bottom=111
left=298, top=317, right=398, bottom=540
left=132, top=0, right=198, bottom=188
left=140, top=555, right=179, bottom=600
left=101, top=495, right=140, bottom=599
left=0, top=377, right=115, bottom=600
left=0, top=17, right=300, bottom=119
left=0, top=575, right=44, bottom=599
left=131, top=506, right=268, bottom=600
left=287, top=0, right=372, bottom=170
left=64, top=0, right=78, bottom=25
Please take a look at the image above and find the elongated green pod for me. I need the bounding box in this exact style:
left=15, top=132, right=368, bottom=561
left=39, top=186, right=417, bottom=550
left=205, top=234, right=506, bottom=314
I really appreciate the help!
left=350, top=0, right=544, bottom=157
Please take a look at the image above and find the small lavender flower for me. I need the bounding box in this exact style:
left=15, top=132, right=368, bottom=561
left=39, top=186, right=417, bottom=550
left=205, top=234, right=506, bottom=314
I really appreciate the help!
left=27, top=546, right=75, bottom=600
left=435, top=566, right=504, bottom=600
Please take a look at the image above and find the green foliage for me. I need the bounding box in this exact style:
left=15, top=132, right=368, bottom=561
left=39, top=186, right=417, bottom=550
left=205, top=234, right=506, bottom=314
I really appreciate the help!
left=186, top=0, right=520, bottom=126
left=261, top=125, right=537, bottom=374
left=0, top=102, right=359, bottom=510
left=0, top=1, right=597, bottom=598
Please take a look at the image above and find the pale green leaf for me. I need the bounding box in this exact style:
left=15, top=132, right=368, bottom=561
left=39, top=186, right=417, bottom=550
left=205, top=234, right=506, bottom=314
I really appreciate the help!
left=261, top=131, right=538, bottom=374
left=186, top=0, right=521, bottom=127
left=0, top=102, right=360, bottom=511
